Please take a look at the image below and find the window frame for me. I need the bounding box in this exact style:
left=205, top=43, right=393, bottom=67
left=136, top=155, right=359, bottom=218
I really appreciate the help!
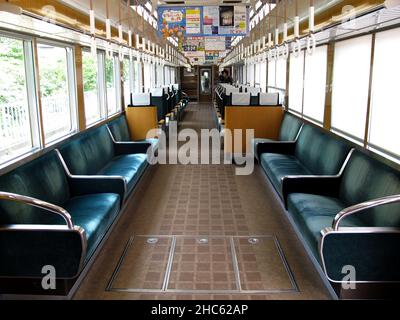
left=36, top=38, right=78, bottom=145
left=0, top=31, right=41, bottom=167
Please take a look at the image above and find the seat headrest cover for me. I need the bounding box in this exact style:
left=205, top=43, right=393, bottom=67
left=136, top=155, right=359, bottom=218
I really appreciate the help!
left=231, top=93, right=251, bottom=106
left=132, top=93, right=151, bottom=106
left=150, top=88, right=164, bottom=97
left=259, top=92, right=279, bottom=106
left=225, top=87, right=240, bottom=95
left=248, top=87, right=261, bottom=96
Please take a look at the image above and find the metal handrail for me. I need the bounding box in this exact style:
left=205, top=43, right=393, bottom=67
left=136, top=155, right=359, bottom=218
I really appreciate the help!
left=0, top=191, right=74, bottom=230
left=333, top=194, right=400, bottom=231
left=215, top=88, right=223, bottom=100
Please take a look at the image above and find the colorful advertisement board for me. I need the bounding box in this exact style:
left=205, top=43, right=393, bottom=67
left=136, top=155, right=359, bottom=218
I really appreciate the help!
left=158, top=6, right=248, bottom=37
left=182, top=37, right=205, bottom=52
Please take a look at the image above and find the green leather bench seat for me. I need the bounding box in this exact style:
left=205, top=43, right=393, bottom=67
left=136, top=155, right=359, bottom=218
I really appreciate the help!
left=259, top=124, right=351, bottom=196
left=287, top=193, right=361, bottom=260
left=0, top=151, right=123, bottom=279
left=252, top=112, right=303, bottom=161
left=58, top=125, right=149, bottom=196
left=284, top=149, right=400, bottom=276
left=97, top=154, right=148, bottom=194
left=107, top=114, right=159, bottom=151
left=261, top=153, right=312, bottom=192
left=64, top=193, right=120, bottom=260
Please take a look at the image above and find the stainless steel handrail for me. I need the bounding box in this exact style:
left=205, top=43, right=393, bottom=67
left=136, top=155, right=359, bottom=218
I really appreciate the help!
left=215, top=88, right=223, bottom=100
left=333, top=194, right=400, bottom=231
left=0, top=191, right=74, bottom=230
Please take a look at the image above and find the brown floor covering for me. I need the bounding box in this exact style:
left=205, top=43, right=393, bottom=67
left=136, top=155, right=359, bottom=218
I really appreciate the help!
left=73, top=102, right=331, bottom=300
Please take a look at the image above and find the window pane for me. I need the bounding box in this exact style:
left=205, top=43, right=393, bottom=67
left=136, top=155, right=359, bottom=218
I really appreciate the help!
left=134, top=61, right=140, bottom=93
left=165, top=66, right=170, bottom=85
left=303, top=45, right=327, bottom=123
left=331, top=35, right=372, bottom=140
left=289, top=51, right=304, bottom=113
left=123, top=58, right=131, bottom=106
left=82, top=51, right=101, bottom=125
left=255, top=63, right=260, bottom=85
left=0, top=36, right=36, bottom=163
left=144, top=63, right=151, bottom=91
left=369, top=28, right=400, bottom=158
left=260, top=62, right=267, bottom=92
left=267, top=60, right=276, bottom=88
left=247, top=64, right=254, bottom=86
left=38, top=43, right=75, bottom=143
left=276, top=58, right=287, bottom=89
left=106, top=56, right=119, bottom=115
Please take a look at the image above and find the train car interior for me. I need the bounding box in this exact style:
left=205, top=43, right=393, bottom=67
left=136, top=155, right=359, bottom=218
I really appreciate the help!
left=0, top=0, right=399, bottom=302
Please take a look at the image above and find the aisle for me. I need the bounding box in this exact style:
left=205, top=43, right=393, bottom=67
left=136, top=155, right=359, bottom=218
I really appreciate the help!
left=74, top=103, right=331, bottom=300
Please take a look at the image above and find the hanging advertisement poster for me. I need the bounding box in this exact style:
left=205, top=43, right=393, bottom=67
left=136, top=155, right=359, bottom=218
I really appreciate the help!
left=183, top=37, right=205, bottom=52
left=186, top=7, right=202, bottom=34
left=219, top=6, right=234, bottom=35
left=158, top=7, right=186, bottom=38
left=158, top=6, right=248, bottom=37
left=203, top=6, right=220, bottom=35
left=205, top=50, right=220, bottom=63
left=205, top=37, right=226, bottom=51
left=234, top=6, right=247, bottom=34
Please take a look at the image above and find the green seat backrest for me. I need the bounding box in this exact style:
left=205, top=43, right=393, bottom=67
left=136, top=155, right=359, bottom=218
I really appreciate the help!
left=279, top=113, right=303, bottom=141
left=339, top=150, right=400, bottom=227
left=295, top=125, right=351, bottom=175
left=108, top=115, right=131, bottom=142
left=59, top=125, right=115, bottom=175
left=0, top=151, right=70, bottom=225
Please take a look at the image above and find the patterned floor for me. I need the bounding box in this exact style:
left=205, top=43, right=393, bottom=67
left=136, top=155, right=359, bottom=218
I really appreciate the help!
left=74, top=103, right=331, bottom=300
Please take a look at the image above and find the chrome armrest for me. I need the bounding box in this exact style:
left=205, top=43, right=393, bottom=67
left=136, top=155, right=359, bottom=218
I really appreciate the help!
left=0, top=191, right=74, bottom=230
left=333, top=194, right=400, bottom=231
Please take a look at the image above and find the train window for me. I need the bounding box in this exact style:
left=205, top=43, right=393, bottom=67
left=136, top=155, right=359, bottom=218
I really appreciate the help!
left=303, top=45, right=328, bottom=124
left=133, top=60, right=141, bottom=93
left=37, top=42, right=77, bottom=144
left=82, top=50, right=102, bottom=125
left=144, top=62, right=152, bottom=91
left=0, top=34, right=39, bottom=165
left=247, top=64, right=254, bottom=86
left=289, top=51, right=305, bottom=113
left=171, top=67, right=176, bottom=84
left=164, top=66, right=170, bottom=85
left=255, top=63, right=260, bottom=87
left=267, top=59, right=276, bottom=89
left=368, top=28, right=400, bottom=159
left=156, top=63, right=164, bottom=87
left=276, top=58, right=287, bottom=90
left=105, top=55, right=121, bottom=116
left=260, top=62, right=267, bottom=92
left=123, top=57, right=132, bottom=106
left=331, top=35, right=372, bottom=141
left=151, top=63, right=157, bottom=87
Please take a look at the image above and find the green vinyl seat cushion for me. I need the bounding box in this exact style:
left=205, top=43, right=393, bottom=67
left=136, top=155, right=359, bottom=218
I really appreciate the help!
left=287, top=193, right=363, bottom=259
left=97, top=154, right=148, bottom=194
left=107, top=115, right=159, bottom=150
left=59, top=125, right=149, bottom=196
left=108, top=115, right=131, bottom=141
left=253, top=112, right=303, bottom=160
left=260, top=153, right=312, bottom=194
left=64, top=193, right=120, bottom=260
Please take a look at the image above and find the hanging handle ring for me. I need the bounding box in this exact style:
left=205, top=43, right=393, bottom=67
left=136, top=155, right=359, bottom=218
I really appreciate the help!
left=282, top=42, right=289, bottom=60
left=307, top=33, right=316, bottom=55
left=292, top=38, right=301, bottom=58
